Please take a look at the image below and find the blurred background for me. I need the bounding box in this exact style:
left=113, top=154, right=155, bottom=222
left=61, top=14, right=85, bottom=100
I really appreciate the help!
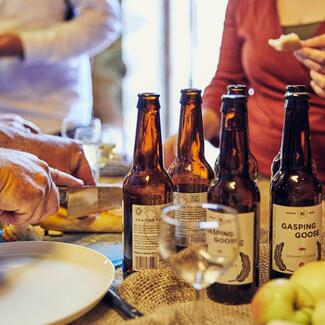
left=95, top=0, right=227, bottom=156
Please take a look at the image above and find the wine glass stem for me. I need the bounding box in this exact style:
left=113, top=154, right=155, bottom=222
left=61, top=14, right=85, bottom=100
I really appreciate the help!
left=195, top=289, right=202, bottom=301
left=194, top=288, right=205, bottom=324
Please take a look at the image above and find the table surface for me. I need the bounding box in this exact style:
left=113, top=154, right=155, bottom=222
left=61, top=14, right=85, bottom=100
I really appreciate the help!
left=1, top=178, right=324, bottom=324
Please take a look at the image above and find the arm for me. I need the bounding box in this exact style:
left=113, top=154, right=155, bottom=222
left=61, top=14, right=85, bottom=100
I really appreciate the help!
left=18, top=0, right=121, bottom=64
left=0, top=125, right=95, bottom=185
left=202, top=0, right=248, bottom=141
left=164, top=0, right=247, bottom=167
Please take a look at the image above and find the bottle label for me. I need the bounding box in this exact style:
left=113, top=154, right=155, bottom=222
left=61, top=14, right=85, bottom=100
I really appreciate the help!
left=132, top=204, right=168, bottom=271
left=122, top=200, right=124, bottom=256
left=174, top=192, right=208, bottom=247
left=272, top=204, right=322, bottom=274
left=207, top=210, right=255, bottom=285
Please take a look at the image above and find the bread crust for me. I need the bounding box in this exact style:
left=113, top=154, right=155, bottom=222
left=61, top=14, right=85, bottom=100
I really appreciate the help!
left=268, top=33, right=302, bottom=52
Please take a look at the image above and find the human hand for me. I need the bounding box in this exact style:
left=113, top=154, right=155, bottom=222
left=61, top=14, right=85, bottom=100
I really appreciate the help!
left=0, top=126, right=96, bottom=185
left=163, top=134, right=178, bottom=169
left=0, top=149, right=83, bottom=225
left=0, top=33, right=24, bottom=59
left=294, top=34, right=325, bottom=98
left=0, top=114, right=41, bottom=134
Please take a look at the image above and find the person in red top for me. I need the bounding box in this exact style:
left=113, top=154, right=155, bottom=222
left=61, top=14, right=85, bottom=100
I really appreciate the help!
left=164, top=0, right=325, bottom=185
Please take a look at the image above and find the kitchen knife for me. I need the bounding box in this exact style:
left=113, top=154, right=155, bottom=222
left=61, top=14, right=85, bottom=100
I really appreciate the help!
left=103, top=288, right=143, bottom=320
left=58, top=186, right=122, bottom=218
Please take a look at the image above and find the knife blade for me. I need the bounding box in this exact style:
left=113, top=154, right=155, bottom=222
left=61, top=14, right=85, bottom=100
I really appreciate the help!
left=58, top=186, right=122, bottom=218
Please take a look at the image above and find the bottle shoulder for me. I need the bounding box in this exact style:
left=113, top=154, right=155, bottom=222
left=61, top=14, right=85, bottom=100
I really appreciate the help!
left=208, top=175, right=260, bottom=203
left=123, top=167, right=173, bottom=189
left=168, top=159, right=214, bottom=180
left=271, top=170, right=322, bottom=204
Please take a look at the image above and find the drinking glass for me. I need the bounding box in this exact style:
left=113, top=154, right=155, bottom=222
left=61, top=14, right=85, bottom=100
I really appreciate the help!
left=159, top=203, right=239, bottom=323
left=73, top=119, right=102, bottom=180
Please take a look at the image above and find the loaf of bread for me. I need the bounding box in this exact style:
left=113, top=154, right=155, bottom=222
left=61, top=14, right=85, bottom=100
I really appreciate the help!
left=40, top=207, right=122, bottom=233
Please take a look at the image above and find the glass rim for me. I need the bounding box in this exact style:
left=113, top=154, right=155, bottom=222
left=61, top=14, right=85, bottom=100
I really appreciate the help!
left=161, top=203, right=238, bottom=227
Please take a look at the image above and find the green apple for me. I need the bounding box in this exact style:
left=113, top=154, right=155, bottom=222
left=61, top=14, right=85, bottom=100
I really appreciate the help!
left=267, top=321, right=300, bottom=325
left=291, top=261, right=325, bottom=302
left=251, top=278, right=315, bottom=325
left=311, top=299, right=325, bottom=325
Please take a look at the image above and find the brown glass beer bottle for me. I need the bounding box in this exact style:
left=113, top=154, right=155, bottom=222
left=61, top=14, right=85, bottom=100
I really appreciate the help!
left=269, top=86, right=322, bottom=279
left=214, top=85, right=258, bottom=182
left=207, top=92, right=260, bottom=304
left=271, top=86, right=317, bottom=178
left=168, top=89, right=214, bottom=248
left=122, top=93, right=173, bottom=278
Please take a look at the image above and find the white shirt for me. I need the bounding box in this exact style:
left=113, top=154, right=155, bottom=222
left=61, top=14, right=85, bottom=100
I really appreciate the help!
left=0, top=0, right=120, bottom=133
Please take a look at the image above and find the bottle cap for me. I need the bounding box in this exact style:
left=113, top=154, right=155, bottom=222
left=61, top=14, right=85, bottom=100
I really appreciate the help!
left=285, top=85, right=309, bottom=97
left=227, top=84, right=247, bottom=95
left=137, top=93, right=160, bottom=109
left=180, top=88, right=202, bottom=104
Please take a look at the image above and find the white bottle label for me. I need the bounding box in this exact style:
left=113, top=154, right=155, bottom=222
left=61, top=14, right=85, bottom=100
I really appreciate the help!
left=122, top=200, right=124, bottom=256
left=174, top=192, right=208, bottom=247
left=207, top=210, right=255, bottom=285
left=132, top=204, right=167, bottom=271
left=272, top=204, right=322, bottom=274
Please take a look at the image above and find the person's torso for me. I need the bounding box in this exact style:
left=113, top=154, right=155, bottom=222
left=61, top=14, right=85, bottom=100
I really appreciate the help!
left=0, top=0, right=92, bottom=133
left=234, top=0, right=325, bottom=184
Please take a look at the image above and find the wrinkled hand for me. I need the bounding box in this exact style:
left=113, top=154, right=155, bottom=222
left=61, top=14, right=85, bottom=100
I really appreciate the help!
left=0, top=114, right=41, bottom=134
left=0, top=149, right=83, bottom=225
left=0, top=33, right=24, bottom=59
left=0, top=127, right=96, bottom=185
left=294, top=33, right=325, bottom=97
left=163, top=134, right=178, bottom=169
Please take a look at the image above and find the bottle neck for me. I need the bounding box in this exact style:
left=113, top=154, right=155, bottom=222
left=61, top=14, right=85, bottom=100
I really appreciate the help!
left=133, top=108, right=164, bottom=170
left=219, top=101, right=250, bottom=177
left=280, top=97, right=312, bottom=173
left=177, top=102, right=205, bottom=160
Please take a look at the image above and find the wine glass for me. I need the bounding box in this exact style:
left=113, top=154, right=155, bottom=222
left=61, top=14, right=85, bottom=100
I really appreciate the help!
left=73, top=119, right=102, bottom=180
left=159, top=203, right=239, bottom=323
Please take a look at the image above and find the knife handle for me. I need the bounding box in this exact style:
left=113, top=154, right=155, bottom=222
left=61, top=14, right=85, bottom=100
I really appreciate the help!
left=104, top=288, right=143, bottom=319
left=58, top=187, right=68, bottom=207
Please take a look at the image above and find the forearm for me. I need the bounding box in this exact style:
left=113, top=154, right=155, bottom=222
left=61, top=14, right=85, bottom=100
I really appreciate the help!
left=202, top=109, right=220, bottom=141
left=0, top=126, right=76, bottom=174
left=19, top=0, right=121, bottom=64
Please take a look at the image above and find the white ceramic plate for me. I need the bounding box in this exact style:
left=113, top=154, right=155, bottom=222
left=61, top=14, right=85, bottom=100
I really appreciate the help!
left=0, top=241, right=115, bottom=325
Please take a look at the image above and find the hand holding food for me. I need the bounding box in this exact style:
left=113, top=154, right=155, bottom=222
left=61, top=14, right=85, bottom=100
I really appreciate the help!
left=0, top=148, right=82, bottom=225
left=251, top=261, right=325, bottom=325
left=294, top=33, right=325, bottom=98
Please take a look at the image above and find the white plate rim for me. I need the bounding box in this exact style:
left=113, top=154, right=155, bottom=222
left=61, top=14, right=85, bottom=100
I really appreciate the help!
left=0, top=241, right=115, bottom=325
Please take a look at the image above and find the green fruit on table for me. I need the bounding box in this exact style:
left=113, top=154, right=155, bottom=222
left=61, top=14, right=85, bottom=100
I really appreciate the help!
left=311, top=299, right=325, bottom=325
left=251, top=278, right=315, bottom=325
left=291, top=261, right=325, bottom=302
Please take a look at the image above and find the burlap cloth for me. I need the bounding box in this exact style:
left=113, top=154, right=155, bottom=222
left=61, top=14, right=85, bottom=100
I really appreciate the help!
left=73, top=179, right=325, bottom=325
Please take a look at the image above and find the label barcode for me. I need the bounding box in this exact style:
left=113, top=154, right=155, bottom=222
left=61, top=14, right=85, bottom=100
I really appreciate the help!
left=135, top=256, right=158, bottom=270
left=176, top=236, right=189, bottom=247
